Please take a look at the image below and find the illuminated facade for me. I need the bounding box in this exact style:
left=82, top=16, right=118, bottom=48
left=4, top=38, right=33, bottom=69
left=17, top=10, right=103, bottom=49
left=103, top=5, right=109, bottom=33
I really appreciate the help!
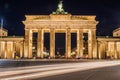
left=113, top=28, right=120, bottom=37
left=0, top=37, right=24, bottom=59
left=97, top=37, right=120, bottom=59
left=0, top=28, right=8, bottom=36
left=23, top=14, right=97, bottom=59
left=0, top=1, right=120, bottom=59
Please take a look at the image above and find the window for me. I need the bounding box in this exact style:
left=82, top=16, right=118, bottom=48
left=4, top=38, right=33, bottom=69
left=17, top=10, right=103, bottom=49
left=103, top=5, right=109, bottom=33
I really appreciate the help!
left=2, top=33, right=4, bottom=36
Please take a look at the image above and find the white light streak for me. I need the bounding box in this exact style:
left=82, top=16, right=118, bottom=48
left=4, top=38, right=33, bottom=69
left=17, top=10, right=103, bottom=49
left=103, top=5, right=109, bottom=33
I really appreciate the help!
left=0, top=61, right=120, bottom=80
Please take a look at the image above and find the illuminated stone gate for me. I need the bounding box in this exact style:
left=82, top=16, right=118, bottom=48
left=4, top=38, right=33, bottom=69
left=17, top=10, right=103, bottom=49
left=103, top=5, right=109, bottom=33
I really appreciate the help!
left=23, top=15, right=97, bottom=58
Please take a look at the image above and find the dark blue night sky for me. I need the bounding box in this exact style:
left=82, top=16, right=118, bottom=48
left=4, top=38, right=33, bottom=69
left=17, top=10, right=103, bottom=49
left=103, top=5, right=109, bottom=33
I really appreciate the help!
left=0, top=0, right=120, bottom=36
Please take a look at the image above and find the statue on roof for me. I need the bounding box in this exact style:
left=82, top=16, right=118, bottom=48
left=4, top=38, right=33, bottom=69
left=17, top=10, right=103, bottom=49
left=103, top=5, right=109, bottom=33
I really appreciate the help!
left=57, top=1, right=64, bottom=12
left=52, top=0, right=68, bottom=14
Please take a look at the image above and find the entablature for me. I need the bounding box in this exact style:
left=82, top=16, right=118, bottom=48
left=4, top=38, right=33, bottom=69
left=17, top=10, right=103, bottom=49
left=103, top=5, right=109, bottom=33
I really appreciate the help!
left=24, top=20, right=97, bottom=24
left=25, top=28, right=95, bottom=33
left=0, top=37, right=24, bottom=41
left=25, top=24, right=96, bottom=30
left=97, top=37, right=120, bottom=42
left=24, top=14, right=98, bottom=30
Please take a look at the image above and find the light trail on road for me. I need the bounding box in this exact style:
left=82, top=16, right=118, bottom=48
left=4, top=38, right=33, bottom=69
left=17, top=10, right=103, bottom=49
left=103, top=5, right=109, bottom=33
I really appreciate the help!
left=0, top=60, right=120, bottom=80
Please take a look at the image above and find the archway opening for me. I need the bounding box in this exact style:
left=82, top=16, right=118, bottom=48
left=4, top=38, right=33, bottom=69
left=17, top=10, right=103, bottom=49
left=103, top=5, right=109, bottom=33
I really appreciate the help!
left=83, top=33, right=88, bottom=58
left=44, top=33, right=50, bottom=58
left=55, top=33, right=65, bottom=58
left=71, top=33, right=77, bottom=58
left=32, top=32, right=38, bottom=58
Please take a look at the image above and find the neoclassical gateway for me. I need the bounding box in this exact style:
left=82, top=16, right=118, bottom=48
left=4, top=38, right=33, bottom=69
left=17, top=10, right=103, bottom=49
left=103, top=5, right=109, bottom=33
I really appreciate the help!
left=0, top=1, right=120, bottom=59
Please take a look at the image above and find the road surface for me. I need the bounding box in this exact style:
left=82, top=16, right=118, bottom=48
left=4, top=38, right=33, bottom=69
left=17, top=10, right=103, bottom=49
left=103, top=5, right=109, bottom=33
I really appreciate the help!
left=0, top=60, right=120, bottom=80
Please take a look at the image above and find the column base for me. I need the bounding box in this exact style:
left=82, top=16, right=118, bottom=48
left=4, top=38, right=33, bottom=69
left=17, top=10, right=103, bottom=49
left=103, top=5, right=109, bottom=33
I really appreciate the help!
left=49, top=57, right=55, bottom=59
left=65, top=56, right=72, bottom=59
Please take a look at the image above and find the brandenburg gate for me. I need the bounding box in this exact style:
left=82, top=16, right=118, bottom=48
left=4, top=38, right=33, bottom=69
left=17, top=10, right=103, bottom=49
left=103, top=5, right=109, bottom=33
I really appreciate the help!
left=23, top=1, right=98, bottom=59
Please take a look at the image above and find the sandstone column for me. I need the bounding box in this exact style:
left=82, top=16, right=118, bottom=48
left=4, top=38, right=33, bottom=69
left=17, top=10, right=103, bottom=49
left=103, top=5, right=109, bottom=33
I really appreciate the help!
left=77, top=29, right=83, bottom=58
left=29, top=30, right=33, bottom=58
left=24, top=29, right=33, bottom=58
left=4, top=41, right=7, bottom=58
left=6, top=41, right=8, bottom=58
left=0, top=42, right=1, bottom=58
left=98, top=41, right=101, bottom=59
left=106, top=41, right=109, bottom=57
left=13, top=41, right=15, bottom=59
left=77, top=30, right=80, bottom=57
left=114, top=42, right=117, bottom=59
left=88, top=30, right=93, bottom=58
left=92, top=29, right=97, bottom=58
left=88, top=29, right=97, bottom=59
left=66, top=28, right=71, bottom=58
left=24, top=29, right=29, bottom=58
left=50, top=29, right=55, bottom=58
left=0, top=42, right=2, bottom=58
left=37, top=29, right=44, bottom=58
left=79, top=29, right=83, bottom=57
left=11, top=42, right=14, bottom=59
left=20, top=43, right=23, bottom=58
left=2, top=42, right=5, bottom=58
